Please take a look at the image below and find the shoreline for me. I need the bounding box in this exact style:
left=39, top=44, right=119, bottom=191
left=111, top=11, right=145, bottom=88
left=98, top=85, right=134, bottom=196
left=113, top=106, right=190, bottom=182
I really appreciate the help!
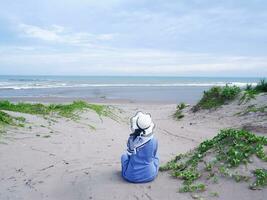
left=2, top=76, right=262, bottom=105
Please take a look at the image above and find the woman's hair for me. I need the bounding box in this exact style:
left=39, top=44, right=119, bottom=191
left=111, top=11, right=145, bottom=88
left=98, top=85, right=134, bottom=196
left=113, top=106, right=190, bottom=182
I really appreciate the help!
left=130, top=129, right=142, bottom=140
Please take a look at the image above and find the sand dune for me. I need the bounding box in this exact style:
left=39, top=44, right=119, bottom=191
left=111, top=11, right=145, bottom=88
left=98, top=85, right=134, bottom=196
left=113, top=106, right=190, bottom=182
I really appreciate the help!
left=0, top=96, right=266, bottom=200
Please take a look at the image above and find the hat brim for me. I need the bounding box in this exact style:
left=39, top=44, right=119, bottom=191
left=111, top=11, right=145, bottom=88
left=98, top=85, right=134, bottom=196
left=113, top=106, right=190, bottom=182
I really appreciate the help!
left=142, top=122, right=154, bottom=136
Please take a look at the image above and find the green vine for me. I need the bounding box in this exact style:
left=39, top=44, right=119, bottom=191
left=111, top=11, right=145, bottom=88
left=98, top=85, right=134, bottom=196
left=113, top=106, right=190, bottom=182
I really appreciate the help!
left=160, top=129, right=267, bottom=193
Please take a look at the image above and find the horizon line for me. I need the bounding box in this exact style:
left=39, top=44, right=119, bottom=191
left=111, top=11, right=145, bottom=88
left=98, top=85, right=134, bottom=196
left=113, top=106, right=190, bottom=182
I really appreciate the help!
left=0, top=74, right=266, bottom=78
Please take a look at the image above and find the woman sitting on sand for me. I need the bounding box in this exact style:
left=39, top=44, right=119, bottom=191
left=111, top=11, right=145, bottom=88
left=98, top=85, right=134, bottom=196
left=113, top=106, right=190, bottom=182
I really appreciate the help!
left=121, top=112, right=159, bottom=183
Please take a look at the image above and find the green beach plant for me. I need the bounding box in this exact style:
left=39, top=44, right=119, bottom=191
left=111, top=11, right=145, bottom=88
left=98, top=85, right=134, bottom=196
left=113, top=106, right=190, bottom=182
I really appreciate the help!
left=160, top=129, right=267, bottom=193
left=173, top=102, right=188, bottom=120
left=250, top=168, right=267, bottom=189
left=0, top=100, right=114, bottom=133
left=192, top=79, right=267, bottom=111
left=0, top=100, right=111, bottom=119
left=239, top=79, right=267, bottom=104
left=0, top=100, right=50, bottom=115
left=0, top=110, right=25, bottom=133
left=239, top=89, right=258, bottom=104
left=179, top=183, right=206, bottom=193
left=193, top=85, right=241, bottom=111
left=254, top=79, right=267, bottom=93
left=177, top=102, right=187, bottom=110
left=47, top=100, right=110, bottom=119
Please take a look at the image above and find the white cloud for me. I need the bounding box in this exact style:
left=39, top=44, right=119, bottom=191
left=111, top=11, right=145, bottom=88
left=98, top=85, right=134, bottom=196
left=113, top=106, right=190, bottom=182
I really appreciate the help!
left=0, top=46, right=266, bottom=76
left=1, top=1, right=267, bottom=76
left=19, top=24, right=60, bottom=41
left=19, top=23, right=115, bottom=46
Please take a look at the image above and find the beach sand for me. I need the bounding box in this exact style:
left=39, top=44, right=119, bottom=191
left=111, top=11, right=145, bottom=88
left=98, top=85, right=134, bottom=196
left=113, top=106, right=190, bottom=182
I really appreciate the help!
left=0, top=96, right=267, bottom=200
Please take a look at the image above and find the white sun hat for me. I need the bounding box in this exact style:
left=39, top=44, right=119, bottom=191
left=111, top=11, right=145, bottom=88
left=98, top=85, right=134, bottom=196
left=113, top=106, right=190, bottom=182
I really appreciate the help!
left=130, top=111, right=155, bottom=136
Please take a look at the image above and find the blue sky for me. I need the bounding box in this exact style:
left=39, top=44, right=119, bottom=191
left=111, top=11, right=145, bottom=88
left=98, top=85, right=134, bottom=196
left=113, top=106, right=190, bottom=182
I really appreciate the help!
left=0, top=0, right=267, bottom=76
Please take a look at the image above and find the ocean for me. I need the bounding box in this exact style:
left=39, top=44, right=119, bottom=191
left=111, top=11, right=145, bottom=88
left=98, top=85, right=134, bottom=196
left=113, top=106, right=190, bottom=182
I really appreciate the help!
left=0, top=76, right=263, bottom=103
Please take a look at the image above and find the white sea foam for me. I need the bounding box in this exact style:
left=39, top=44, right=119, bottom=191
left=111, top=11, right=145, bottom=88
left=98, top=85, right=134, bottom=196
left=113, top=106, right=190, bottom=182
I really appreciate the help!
left=0, top=81, right=258, bottom=90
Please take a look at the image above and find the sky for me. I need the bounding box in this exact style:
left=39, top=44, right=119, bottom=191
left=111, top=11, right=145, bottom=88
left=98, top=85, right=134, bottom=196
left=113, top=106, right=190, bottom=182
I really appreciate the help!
left=0, top=0, right=267, bottom=76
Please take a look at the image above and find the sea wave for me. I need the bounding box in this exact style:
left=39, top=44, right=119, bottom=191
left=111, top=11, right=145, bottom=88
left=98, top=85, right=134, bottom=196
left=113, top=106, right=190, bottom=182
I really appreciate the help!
left=7, top=78, right=46, bottom=82
left=0, top=82, right=258, bottom=90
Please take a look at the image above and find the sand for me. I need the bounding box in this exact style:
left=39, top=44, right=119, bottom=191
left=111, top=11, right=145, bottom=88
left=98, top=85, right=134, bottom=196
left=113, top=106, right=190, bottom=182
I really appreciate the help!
left=0, top=96, right=267, bottom=200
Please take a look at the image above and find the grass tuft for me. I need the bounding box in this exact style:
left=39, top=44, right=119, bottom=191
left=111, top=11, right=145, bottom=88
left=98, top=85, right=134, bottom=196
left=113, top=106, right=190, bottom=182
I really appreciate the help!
left=193, top=85, right=241, bottom=111
left=48, top=101, right=110, bottom=119
left=239, top=79, right=267, bottom=104
left=0, top=111, right=26, bottom=132
left=0, top=100, right=50, bottom=115
left=0, top=100, right=112, bottom=133
left=192, top=79, right=267, bottom=111
left=254, top=79, right=267, bottom=93
left=173, top=102, right=188, bottom=120
left=0, top=100, right=111, bottom=119
left=160, top=129, right=267, bottom=193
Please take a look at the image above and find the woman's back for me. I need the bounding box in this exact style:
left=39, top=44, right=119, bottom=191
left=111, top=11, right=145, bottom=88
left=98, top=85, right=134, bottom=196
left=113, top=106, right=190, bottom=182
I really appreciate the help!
left=121, top=137, right=159, bottom=183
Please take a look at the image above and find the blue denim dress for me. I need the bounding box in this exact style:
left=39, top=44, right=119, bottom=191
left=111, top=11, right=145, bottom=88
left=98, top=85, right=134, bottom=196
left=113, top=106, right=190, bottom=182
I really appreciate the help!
left=121, top=137, right=159, bottom=183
